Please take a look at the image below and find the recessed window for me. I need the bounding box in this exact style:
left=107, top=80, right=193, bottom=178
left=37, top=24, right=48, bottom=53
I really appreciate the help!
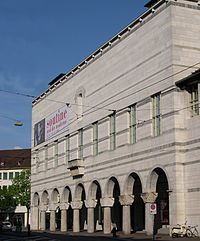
left=15, top=172, right=19, bottom=178
left=189, top=84, right=199, bottom=116
left=78, top=129, right=83, bottom=159
left=110, top=112, right=116, bottom=150
left=152, top=93, right=161, bottom=137
left=9, top=172, right=13, bottom=180
left=3, top=172, right=7, bottom=180
left=129, top=105, right=137, bottom=144
left=93, top=122, right=98, bottom=156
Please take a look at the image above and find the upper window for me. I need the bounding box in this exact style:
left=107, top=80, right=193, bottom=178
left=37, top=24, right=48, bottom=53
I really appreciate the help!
left=110, top=112, right=116, bottom=150
left=189, top=84, right=199, bottom=117
left=3, top=172, right=7, bottom=180
left=152, top=93, right=161, bottom=137
left=93, top=122, right=98, bottom=156
left=129, top=105, right=137, bottom=144
left=78, top=129, right=83, bottom=159
left=9, top=172, right=13, bottom=180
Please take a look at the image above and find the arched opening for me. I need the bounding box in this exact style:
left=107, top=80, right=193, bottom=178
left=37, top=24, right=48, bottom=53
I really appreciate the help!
left=151, top=168, right=169, bottom=232
left=31, top=193, right=40, bottom=230
left=130, top=174, right=145, bottom=232
left=88, top=181, right=102, bottom=231
left=61, top=186, right=72, bottom=230
left=107, top=177, right=122, bottom=231
left=74, top=184, right=86, bottom=231
left=41, top=190, right=49, bottom=230
left=51, top=188, right=60, bottom=230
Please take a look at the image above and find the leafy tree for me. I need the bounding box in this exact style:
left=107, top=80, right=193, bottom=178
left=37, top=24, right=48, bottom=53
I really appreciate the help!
left=11, top=169, right=31, bottom=208
left=0, top=187, right=16, bottom=211
left=10, top=169, right=31, bottom=226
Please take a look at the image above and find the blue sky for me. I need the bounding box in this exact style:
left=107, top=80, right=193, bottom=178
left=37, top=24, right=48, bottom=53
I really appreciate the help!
left=0, top=0, right=147, bottom=150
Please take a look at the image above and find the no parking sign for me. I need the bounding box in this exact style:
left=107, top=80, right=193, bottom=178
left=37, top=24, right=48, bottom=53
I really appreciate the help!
left=150, top=203, right=157, bottom=215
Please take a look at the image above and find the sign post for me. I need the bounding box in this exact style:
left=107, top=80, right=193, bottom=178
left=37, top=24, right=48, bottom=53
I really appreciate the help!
left=150, top=203, right=157, bottom=240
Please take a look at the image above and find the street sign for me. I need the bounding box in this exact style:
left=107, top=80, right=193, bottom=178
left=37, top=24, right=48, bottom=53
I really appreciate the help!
left=150, top=203, right=157, bottom=215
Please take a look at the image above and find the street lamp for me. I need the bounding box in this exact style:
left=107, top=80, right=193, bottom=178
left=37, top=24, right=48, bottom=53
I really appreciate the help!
left=0, top=114, right=23, bottom=126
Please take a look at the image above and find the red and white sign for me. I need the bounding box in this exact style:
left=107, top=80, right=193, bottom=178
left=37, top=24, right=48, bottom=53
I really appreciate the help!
left=150, top=203, right=157, bottom=215
left=45, top=105, right=69, bottom=140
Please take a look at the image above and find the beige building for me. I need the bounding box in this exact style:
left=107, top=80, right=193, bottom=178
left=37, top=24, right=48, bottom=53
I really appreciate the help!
left=0, top=149, right=31, bottom=226
left=31, top=0, right=200, bottom=235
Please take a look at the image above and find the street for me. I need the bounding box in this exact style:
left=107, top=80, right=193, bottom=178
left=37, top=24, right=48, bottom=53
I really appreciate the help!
left=1, top=231, right=200, bottom=241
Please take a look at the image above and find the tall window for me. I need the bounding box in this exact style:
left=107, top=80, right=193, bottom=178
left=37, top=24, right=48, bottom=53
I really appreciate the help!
left=78, top=129, right=83, bottom=159
left=44, top=145, right=48, bottom=170
left=93, top=122, right=98, bottom=156
left=9, top=172, right=13, bottom=180
left=152, top=93, right=161, bottom=137
left=3, top=172, right=7, bottom=180
left=0, top=173, right=2, bottom=179
left=15, top=172, right=19, bottom=178
left=190, top=84, right=199, bottom=116
left=129, top=105, right=137, bottom=144
left=77, top=93, right=83, bottom=119
left=54, top=141, right=58, bottom=167
left=110, top=112, right=116, bottom=150
left=65, top=135, right=70, bottom=162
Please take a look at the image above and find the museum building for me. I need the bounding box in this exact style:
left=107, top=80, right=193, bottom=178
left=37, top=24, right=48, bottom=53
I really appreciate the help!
left=31, top=0, right=200, bottom=235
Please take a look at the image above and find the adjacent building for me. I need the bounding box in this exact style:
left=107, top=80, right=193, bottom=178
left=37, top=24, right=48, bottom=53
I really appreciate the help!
left=0, top=149, right=31, bottom=226
left=31, top=0, right=200, bottom=235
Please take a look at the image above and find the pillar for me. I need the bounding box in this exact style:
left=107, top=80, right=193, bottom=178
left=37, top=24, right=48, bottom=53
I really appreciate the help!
left=31, top=206, right=39, bottom=230
left=40, top=205, right=47, bottom=231
left=119, top=194, right=134, bottom=235
left=49, top=204, right=57, bottom=232
left=71, top=200, right=83, bottom=233
left=141, top=192, right=158, bottom=235
left=85, top=199, right=97, bottom=233
left=60, top=202, right=69, bottom=232
left=100, top=197, right=114, bottom=234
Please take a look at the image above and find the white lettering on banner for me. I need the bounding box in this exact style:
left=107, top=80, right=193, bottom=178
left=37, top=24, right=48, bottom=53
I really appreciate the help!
left=45, top=106, right=69, bottom=140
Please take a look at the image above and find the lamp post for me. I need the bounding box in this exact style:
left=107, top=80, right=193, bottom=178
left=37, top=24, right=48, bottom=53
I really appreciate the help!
left=0, top=114, right=23, bottom=126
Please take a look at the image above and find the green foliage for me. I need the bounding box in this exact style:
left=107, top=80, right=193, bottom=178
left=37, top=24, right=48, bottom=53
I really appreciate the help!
left=0, top=187, right=16, bottom=210
left=10, top=169, right=31, bottom=208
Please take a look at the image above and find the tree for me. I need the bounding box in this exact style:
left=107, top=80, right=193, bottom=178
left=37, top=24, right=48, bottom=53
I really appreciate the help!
left=10, top=169, right=31, bottom=226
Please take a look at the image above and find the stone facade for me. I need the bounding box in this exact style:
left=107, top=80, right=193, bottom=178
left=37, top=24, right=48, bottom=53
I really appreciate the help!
left=31, top=0, right=200, bottom=235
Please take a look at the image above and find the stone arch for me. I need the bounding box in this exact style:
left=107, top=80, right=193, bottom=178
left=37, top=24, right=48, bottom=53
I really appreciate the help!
left=74, top=183, right=86, bottom=230
left=61, top=186, right=72, bottom=230
left=41, top=190, right=49, bottom=205
left=88, top=180, right=102, bottom=231
left=105, top=176, right=122, bottom=230
left=149, top=167, right=170, bottom=231
left=51, top=188, right=60, bottom=204
left=32, top=192, right=40, bottom=207
left=41, top=190, right=50, bottom=230
left=125, top=172, right=145, bottom=232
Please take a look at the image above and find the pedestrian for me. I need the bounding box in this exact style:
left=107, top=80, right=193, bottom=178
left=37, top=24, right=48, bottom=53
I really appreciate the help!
left=111, top=223, right=117, bottom=238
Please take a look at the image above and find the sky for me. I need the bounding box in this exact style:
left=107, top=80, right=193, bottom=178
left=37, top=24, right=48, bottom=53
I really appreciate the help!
left=0, top=0, right=148, bottom=150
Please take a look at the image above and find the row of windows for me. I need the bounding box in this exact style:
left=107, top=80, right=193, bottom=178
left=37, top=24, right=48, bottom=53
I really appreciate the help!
left=34, top=93, right=161, bottom=166
left=34, top=87, right=199, bottom=168
left=0, top=172, right=19, bottom=180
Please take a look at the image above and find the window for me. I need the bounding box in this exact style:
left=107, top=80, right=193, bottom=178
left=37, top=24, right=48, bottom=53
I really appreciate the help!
left=65, top=135, right=70, bottom=162
left=15, top=172, right=19, bottom=178
left=93, top=122, right=98, bottom=156
left=152, top=93, right=161, bottom=136
left=3, top=172, right=7, bottom=180
left=54, top=141, right=58, bottom=167
left=9, top=172, right=13, bottom=180
left=190, top=84, right=199, bottom=116
left=78, top=129, right=83, bottom=159
left=110, top=112, right=116, bottom=150
left=44, top=146, right=48, bottom=170
left=77, top=93, right=83, bottom=119
left=0, top=173, right=2, bottom=179
left=129, top=105, right=137, bottom=144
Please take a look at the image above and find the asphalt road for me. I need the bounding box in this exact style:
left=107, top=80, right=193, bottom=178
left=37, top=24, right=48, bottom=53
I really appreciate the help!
left=1, top=231, right=200, bottom=241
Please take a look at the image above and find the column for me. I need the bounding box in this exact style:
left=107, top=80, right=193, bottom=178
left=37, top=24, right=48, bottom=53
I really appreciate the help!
left=141, top=192, right=158, bottom=235
left=60, top=202, right=69, bottom=232
left=100, top=197, right=114, bottom=234
left=31, top=205, right=39, bottom=230
left=40, top=205, right=47, bottom=231
left=119, top=194, right=134, bottom=235
left=84, top=199, right=97, bottom=233
left=49, top=204, right=57, bottom=232
left=71, top=200, right=83, bottom=233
